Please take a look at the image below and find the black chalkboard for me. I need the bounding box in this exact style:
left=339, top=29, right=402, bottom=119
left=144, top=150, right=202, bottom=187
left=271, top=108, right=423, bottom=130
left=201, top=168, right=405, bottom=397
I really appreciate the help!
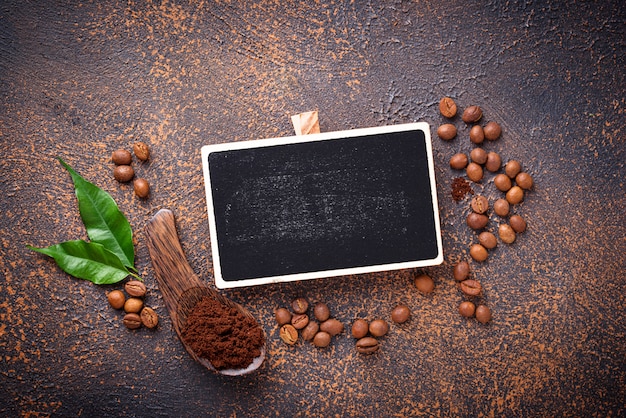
left=202, top=123, right=442, bottom=288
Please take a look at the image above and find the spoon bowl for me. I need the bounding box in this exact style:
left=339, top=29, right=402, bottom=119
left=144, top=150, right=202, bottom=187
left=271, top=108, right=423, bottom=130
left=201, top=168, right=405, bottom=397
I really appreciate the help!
left=145, top=209, right=265, bottom=376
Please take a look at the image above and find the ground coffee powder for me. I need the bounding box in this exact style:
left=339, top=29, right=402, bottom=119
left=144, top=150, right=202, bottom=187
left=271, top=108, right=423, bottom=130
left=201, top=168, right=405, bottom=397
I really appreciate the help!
left=451, top=177, right=474, bottom=201
left=181, top=296, right=264, bottom=371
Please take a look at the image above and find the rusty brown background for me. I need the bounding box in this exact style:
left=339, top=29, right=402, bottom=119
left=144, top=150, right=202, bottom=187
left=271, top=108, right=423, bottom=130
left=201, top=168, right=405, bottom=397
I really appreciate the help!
left=1, top=1, right=625, bottom=416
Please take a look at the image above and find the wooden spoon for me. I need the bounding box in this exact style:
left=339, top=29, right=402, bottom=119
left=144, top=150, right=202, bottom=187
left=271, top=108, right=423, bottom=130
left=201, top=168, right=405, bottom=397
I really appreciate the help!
left=145, top=208, right=265, bottom=376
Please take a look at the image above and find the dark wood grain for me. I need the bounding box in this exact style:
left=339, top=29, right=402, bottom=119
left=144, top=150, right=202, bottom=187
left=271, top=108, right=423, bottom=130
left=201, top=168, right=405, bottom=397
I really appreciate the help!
left=145, top=208, right=205, bottom=330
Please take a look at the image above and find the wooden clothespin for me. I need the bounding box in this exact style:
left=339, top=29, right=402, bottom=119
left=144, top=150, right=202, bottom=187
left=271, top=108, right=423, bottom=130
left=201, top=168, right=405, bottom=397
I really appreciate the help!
left=291, top=110, right=320, bottom=135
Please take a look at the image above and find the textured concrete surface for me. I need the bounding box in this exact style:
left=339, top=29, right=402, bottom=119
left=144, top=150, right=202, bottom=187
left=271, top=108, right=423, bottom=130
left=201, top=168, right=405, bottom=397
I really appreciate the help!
left=1, top=1, right=624, bottom=416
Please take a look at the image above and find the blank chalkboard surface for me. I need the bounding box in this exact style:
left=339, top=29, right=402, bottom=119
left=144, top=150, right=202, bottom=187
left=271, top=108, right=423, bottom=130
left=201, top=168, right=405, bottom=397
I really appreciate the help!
left=201, top=122, right=442, bottom=288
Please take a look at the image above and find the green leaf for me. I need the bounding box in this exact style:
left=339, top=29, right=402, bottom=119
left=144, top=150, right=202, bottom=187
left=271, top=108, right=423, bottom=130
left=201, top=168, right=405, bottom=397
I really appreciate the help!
left=58, top=158, right=135, bottom=269
left=28, top=240, right=132, bottom=285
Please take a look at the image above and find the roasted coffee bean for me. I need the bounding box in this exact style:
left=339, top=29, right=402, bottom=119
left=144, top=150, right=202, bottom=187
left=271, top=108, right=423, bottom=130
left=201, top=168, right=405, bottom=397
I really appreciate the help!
left=458, top=301, right=476, bottom=318
left=470, top=244, right=488, bottom=262
left=369, top=319, right=389, bottom=337
left=459, top=279, right=482, bottom=296
left=439, top=97, right=457, bottom=118
left=462, top=105, right=483, bottom=123
left=499, top=224, right=516, bottom=244
left=320, top=318, right=344, bottom=336
left=133, top=142, right=150, bottom=161
left=509, top=214, right=527, bottom=233
left=356, top=337, right=379, bottom=354
left=437, top=124, right=457, bottom=141
left=112, top=149, right=132, bottom=165
left=107, top=290, right=126, bottom=309
left=505, top=160, right=522, bottom=178
left=493, top=198, right=510, bottom=217
left=506, top=186, right=524, bottom=204
left=301, top=321, right=319, bottom=341
left=475, top=305, right=492, bottom=324
left=134, top=178, right=150, bottom=199
left=414, top=274, right=435, bottom=294
left=291, top=297, right=309, bottom=314
left=453, top=261, right=470, bottom=282
left=466, top=162, right=483, bottom=182
left=313, top=302, right=330, bottom=322
left=124, top=280, right=147, bottom=298
left=466, top=213, right=489, bottom=230
left=391, top=305, right=411, bottom=324
left=279, top=324, right=298, bottom=345
left=351, top=319, right=369, bottom=339
left=124, top=297, right=143, bottom=314
left=123, top=313, right=142, bottom=329
left=494, top=174, right=512, bottom=192
left=516, top=172, right=534, bottom=190
left=483, top=121, right=502, bottom=141
left=470, top=148, right=488, bottom=165
left=449, top=153, right=468, bottom=170
left=113, top=165, right=134, bottom=183
left=140, top=307, right=159, bottom=329
left=469, top=125, right=485, bottom=144
left=313, top=331, right=331, bottom=348
left=485, top=152, right=502, bottom=172
left=291, top=313, right=309, bottom=330
left=275, top=307, right=292, bottom=326
left=471, top=195, right=489, bottom=214
left=478, top=231, right=498, bottom=249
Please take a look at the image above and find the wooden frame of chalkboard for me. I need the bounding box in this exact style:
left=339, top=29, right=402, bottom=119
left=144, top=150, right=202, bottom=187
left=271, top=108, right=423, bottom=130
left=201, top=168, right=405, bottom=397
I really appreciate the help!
left=201, top=122, right=443, bottom=289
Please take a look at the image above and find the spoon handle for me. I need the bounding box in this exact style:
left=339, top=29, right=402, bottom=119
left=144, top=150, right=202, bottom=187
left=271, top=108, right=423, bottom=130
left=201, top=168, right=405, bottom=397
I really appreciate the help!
left=145, top=209, right=204, bottom=331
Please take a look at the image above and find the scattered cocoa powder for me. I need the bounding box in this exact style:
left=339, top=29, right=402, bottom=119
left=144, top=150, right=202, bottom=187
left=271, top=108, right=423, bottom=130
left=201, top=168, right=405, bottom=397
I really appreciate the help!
left=181, top=296, right=264, bottom=371
left=451, top=177, right=474, bottom=201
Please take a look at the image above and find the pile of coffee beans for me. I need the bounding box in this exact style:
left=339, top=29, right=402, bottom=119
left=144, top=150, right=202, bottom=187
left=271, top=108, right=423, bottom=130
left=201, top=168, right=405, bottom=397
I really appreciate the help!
left=350, top=303, right=413, bottom=355
left=275, top=298, right=344, bottom=348
left=453, top=261, right=491, bottom=324
left=111, top=141, right=151, bottom=199
left=439, top=99, right=534, bottom=262
left=438, top=97, right=537, bottom=322
left=351, top=318, right=389, bottom=354
left=107, top=279, right=159, bottom=330
left=457, top=166, right=531, bottom=263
